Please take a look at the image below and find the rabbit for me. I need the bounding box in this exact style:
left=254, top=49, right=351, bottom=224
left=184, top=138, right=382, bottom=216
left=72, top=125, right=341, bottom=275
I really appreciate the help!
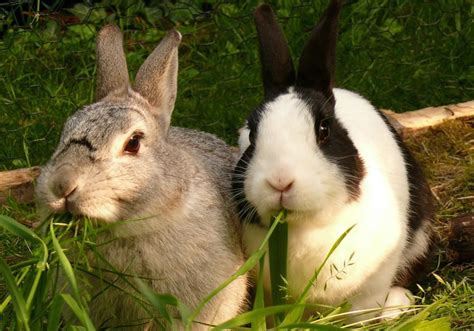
left=232, top=0, right=434, bottom=322
left=35, top=24, right=248, bottom=330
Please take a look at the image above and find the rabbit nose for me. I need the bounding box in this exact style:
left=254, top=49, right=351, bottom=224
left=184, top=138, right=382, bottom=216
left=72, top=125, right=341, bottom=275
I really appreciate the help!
left=51, top=171, right=78, bottom=199
left=267, top=178, right=294, bottom=193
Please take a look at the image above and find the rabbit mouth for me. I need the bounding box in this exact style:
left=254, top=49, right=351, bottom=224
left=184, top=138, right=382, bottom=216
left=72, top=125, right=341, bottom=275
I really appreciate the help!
left=44, top=195, right=116, bottom=223
left=261, top=190, right=296, bottom=215
left=46, top=198, right=67, bottom=213
left=45, top=197, right=83, bottom=217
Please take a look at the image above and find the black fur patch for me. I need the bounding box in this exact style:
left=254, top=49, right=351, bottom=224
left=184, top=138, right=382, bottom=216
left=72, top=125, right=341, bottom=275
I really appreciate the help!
left=296, top=87, right=365, bottom=201
left=232, top=144, right=260, bottom=224
left=231, top=99, right=274, bottom=225
left=68, top=137, right=97, bottom=152
left=54, top=136, right=97, bottom=161
left=376, top=111, right=434, bottom=288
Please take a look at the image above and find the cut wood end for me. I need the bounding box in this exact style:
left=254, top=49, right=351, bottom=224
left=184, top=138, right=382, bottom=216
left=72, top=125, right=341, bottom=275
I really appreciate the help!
left=0, top=166, right=41, bottom=205
left=0, top=166, right=41, bottom=188
left=382, top=99, right=474, bottom=137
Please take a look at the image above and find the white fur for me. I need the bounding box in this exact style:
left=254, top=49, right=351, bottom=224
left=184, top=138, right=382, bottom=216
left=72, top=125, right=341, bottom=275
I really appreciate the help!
left=241, top=88, right=414, bottom=320
left=379, top=286, right=413, bottom=320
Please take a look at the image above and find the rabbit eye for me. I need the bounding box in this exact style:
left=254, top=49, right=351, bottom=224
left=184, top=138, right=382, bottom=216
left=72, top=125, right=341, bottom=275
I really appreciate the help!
left=124, top=133, right=143, bottom=155
left=318, top=119, right=330, bottom=144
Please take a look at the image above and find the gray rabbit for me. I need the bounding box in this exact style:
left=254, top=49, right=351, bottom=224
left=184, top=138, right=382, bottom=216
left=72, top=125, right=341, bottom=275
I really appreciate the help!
left=36, top=25, right=247, bottom=329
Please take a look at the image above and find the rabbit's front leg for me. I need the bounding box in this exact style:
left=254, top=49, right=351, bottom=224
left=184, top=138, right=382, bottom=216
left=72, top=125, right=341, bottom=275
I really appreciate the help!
left=348, top=286, right=413, bottom=323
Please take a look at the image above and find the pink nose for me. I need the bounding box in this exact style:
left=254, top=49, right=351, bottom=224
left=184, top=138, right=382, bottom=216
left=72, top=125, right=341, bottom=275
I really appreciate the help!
left=267, top=178, right=294, bottom=193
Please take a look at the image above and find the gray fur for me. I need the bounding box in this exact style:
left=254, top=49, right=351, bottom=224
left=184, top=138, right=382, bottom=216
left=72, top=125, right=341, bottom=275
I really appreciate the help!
left=36, top=26, right=247, bottom=329
left=134, top=30, right=181, bottom=133
left=95, top=25, right=130, bottom=101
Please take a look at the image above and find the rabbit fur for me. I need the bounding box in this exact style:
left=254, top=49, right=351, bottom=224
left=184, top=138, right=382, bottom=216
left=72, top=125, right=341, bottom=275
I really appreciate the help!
left=232, top=0, right=434, bottom=322
left=36, top=25, right=247, bottom=329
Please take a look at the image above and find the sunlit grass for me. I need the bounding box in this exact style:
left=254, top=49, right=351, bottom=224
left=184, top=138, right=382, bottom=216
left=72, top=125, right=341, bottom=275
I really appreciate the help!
left=0, top=207, right=464, bottom=330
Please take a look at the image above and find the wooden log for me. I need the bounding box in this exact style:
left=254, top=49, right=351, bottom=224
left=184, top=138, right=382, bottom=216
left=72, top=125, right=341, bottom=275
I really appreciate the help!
left=0, top=167, right=41, bottom=205
left=382, top=100, right=474, bottom=138
left=448, top=214, right=474, bottom=263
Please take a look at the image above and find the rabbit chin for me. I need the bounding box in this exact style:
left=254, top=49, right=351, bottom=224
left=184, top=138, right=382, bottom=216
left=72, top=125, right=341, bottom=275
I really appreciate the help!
left=255, top=196, right=344, bottom=227
left=69, top=204, right=121, bottom=224
left=248, top=178, right=348, bottom=226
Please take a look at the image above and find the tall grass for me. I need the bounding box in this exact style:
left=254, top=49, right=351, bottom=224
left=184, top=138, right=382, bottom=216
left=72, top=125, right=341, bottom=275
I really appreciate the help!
left=0, top=211, right=454, bottom=330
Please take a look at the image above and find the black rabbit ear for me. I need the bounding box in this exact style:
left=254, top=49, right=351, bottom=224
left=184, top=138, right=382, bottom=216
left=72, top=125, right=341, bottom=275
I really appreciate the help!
left=254, top=4, right=295, bottom=99
left=296, top=0, right=342, bottom=98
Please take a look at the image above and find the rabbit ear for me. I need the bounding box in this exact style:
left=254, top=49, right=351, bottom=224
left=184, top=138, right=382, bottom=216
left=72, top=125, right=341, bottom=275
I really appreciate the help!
left=296, top=0, right=342, bottom=98
left=134, top=30, right=181, bottom=121
left=96, top=25, right=130, bottom=101
left=254, top=4, right=295, bottom=99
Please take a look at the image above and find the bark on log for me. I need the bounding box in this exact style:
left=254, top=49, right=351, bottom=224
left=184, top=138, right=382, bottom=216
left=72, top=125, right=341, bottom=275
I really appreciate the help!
left=448, top=214, right=474, bottom=263
left=382, top=100, right=474, bottom=138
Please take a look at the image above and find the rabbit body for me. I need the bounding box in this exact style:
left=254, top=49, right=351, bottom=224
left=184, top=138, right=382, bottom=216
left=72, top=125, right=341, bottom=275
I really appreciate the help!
left=36, top=26, right=247, bottom=329
left=238, top=88, right=432, bottom=317
left=233, top=1, right=433, bottom=321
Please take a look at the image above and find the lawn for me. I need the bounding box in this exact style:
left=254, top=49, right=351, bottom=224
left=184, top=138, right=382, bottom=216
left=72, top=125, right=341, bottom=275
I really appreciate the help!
left=0, top=0, right=472, bottom=329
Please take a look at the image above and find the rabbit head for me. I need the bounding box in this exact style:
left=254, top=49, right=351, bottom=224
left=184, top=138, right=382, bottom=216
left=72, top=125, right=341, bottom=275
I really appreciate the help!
left=233, top=0, right=364, bottom=225
left=36, top=26, right=184, bottom=223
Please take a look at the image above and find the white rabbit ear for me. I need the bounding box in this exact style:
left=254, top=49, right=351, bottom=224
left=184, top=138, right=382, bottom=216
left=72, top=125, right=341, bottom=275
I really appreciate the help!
left=134, top=30, right=181, bottom=123
left=254, top=4, right=295, bottom=99
left=95, top=24, right=130, bottom=101
left=296, top=0, right=342, bottom=98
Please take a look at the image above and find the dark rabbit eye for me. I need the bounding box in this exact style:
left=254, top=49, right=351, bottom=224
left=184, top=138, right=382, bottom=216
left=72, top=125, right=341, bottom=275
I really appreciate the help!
left=124, top=133, right=143, bottom=155
left=318, top=119, right=330, bottom=144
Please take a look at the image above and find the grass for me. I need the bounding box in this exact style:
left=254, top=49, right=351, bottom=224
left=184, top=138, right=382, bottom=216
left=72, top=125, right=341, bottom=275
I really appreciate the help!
left=403, top=121, right=473, bottom=329
left=0, top=0, right=473, bottom=329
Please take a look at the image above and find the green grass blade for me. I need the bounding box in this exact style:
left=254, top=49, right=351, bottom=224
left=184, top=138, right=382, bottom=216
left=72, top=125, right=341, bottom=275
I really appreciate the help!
left=0, top=256, right=30, bottom=331
left=0, top=265, right=30, bottom=314
left=47, top=294, right=64, bottom=331
left=0, top=214, right=49, bottom=313
left=0, top=215, right=40, bottom=242
left=25, top=240, right=49, bottom=312
left=50, top=221, right=81, bottom=301
left=268, top=210, right=288, bottom=325
left=281, top=224, right=356, bottom=326
left=273, top=323, right=344, bottom=330
left=185, top=210, right=286, bottom=331
left=412, top=317, right=450, bottom=331
left=50, top=221, right=95, bottom=329
left=252, top=254, right=267, bottom=331
left=387, top=298, right=448, bottom=330
left=136, top=279, right=174, bottom=324
left=61, top=294, right=96, bottom=331
left=213, top=304, right=307, bottom=330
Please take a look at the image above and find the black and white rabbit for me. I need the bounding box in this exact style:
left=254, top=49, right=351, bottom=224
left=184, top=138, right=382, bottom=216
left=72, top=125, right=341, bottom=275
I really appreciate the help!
left=36, top=25, right=248, bottom=329
left=232, top=0, right=434, bottom=321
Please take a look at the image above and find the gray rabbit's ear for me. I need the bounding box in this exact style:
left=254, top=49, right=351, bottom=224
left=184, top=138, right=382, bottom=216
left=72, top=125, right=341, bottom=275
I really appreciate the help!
left=95, top=25, right=130, bottom=101
left=254, top=4, right=295, bottom=99
left=134, top=30, right=181, bottom=121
